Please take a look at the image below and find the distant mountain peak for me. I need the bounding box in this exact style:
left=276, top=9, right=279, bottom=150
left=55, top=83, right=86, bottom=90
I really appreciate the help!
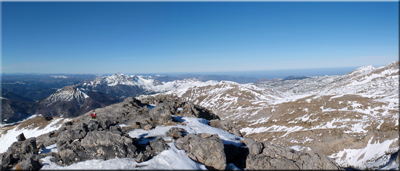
left=281, top=76, right=310, bottom=81
left=255, top=78, right=281, bottom=84
left=346, top=65, right=375, bottom=77
left=42, top=85, right=89, bottom=107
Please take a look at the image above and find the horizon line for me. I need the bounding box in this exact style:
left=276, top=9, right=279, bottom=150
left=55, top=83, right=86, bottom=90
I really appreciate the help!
left=1, top=64, right=388, bottom=75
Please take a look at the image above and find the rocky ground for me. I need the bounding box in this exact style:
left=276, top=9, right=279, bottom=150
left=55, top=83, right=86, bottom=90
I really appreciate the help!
left=0, top=97, right=342, bottom=170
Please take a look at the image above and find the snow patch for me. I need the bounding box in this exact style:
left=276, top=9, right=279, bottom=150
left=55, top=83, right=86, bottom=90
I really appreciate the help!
left=290, top=145, right=312, bottom=152
left=330, top=137, right=399, bottom=169
left=0, top=118, right=70, bottom=153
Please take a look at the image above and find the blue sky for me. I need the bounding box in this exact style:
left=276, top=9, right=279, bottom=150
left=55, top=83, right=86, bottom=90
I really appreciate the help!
left=2, top=2, right=399, bottom=74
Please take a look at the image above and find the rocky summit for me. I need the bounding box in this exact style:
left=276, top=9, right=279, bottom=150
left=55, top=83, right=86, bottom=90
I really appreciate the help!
left=0, top=96, right=342, bottom=170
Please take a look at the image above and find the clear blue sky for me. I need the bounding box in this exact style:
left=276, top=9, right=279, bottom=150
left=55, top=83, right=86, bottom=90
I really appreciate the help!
left=2, top=2, right=399, bottom=74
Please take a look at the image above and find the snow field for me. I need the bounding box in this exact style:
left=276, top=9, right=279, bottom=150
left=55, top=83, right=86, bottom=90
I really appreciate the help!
left=329, top=137, right=399, bottom=169
left=0, top=114, right=41, bottom=128
left=128, top=116, right=244, bottom=146
left=0, top=117, right=70, bottom=153
left=40, top=141, right=209, bottom=170
left=290, top=145, right=312, bottom=152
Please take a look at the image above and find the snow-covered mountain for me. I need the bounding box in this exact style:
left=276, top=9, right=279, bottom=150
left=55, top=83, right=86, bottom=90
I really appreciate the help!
left=257, top=61, right=399, bottom=98
left=83, top=73, right=162, bottom=88
left=41, top=85, right=89, bottom=107
left=79, top=73, right=166, bottom=99
left=33, top=85, right=122, bottom=118
left=79, top=73, right=222, bottom=99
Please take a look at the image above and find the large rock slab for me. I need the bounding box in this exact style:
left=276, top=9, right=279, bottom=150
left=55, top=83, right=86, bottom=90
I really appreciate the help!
left=54, top=127, right=137, bottom=166
left=148, top=103, right=175, bottom=126
left=175, top=133, right=226, bottom=170
left=80, top=131, right=137, bottom=158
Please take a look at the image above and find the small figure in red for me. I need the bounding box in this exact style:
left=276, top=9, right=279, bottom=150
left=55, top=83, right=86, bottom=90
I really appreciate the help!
left=90, top=110, right=97, bottom=119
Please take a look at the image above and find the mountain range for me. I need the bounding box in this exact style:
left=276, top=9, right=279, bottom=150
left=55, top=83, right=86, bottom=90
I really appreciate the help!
left=0, top=61, right=398, bottom=170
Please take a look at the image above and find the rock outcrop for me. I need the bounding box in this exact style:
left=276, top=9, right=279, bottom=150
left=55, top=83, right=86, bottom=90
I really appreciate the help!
left=175, top=133, right=227, bottom=170
left=48, top=119, right=138, bottom=166
left=148, top=103, right=175, bottom=125
left=33, top=86, right=123, bottom=118
left=0, top=133, right=42, bottom=170
left=176, top=102, right=220, bottom=120
left=243, top=139, right=342, bottom=170
left=139, top=94, right=220, bottom=120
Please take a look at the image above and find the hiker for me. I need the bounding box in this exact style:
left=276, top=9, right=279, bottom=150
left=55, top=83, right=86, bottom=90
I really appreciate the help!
left=90, top=110, right=96, bottom=119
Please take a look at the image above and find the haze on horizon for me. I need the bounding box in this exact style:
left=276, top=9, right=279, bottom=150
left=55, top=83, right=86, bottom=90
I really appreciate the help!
left=2, top=2, right=399, bottom=74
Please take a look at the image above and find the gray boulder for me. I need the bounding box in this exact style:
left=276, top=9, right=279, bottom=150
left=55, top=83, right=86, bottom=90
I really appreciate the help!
left=246, top=154, right=300, bottom=169
left=56, top=130, right=74, bottom=146
left=80, top=131, right=137, bottom=159
left=87, top=119, right=99, bottom=131
left=175, top=133, right=226, bottom=170
left=16, top=154, right=42, bottom=171
left=6, top=137, right=39, bottom=160
left=54, top=129, right=138, bottom=166
left=148, top=103, right=174, bottom=126
left=57, top=148, right=80, bottom=165
left=35, top=131, right=58, bottom=147
left=117, top=101, right=161, bottom=130
left=243, top=139, right=264, bottom=155
left=146, top=136, right=170, bottom=155
left=0, top=137, right=41, bottom=170
left=21, top=138, right=39, bottom=155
